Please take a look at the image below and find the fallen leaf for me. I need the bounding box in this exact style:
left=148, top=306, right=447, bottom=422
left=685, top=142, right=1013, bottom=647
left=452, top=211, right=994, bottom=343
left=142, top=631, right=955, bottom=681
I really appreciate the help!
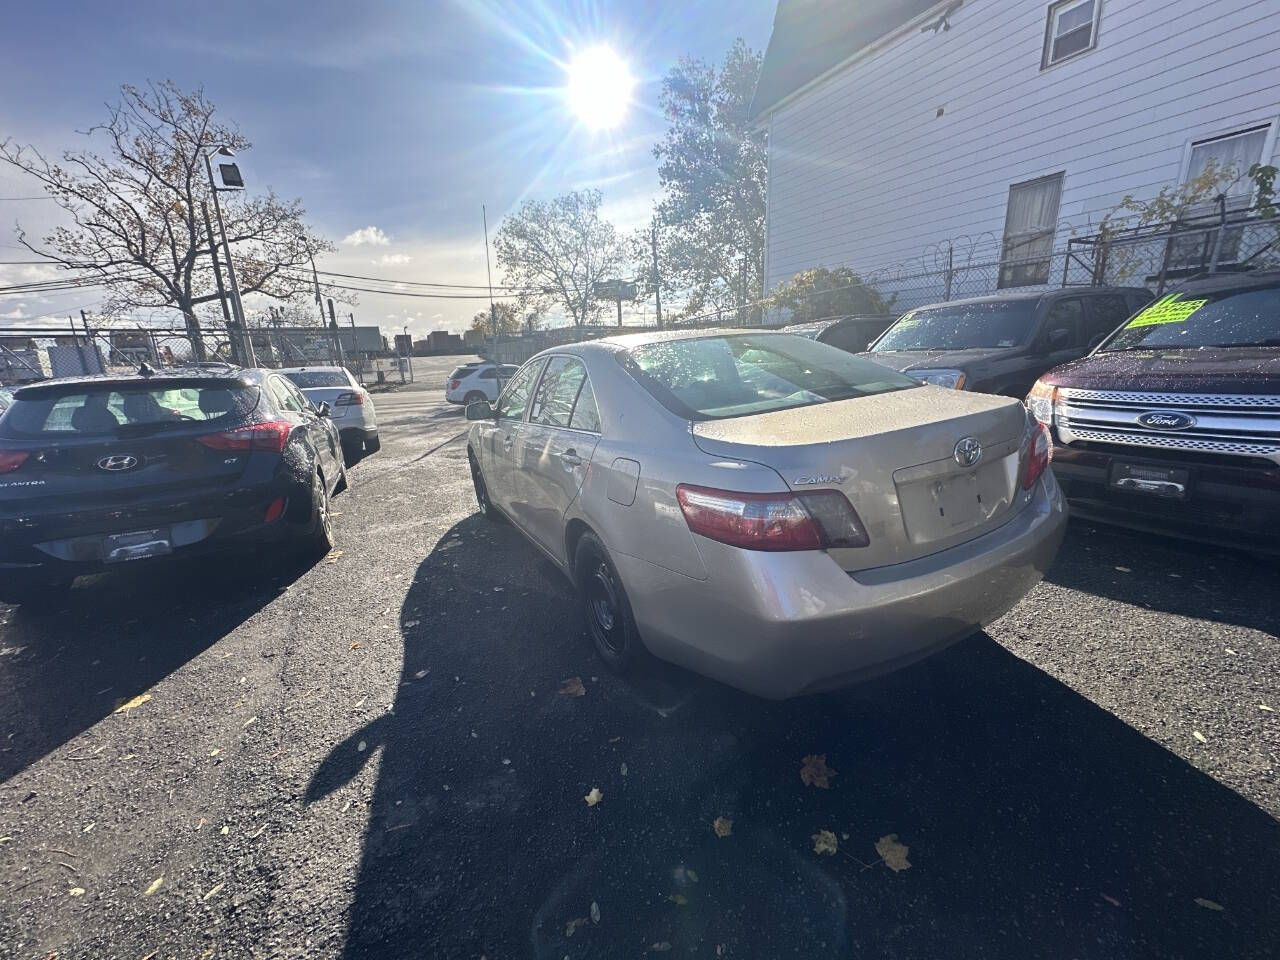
left=565, top=917, right=587, bottom=937
left=800, top=754, right=836, bottom=788
left=1114, top=566, right=1131, bottom=573
left=350, top=642, right=361, bottom=650
left=143, top=876, right=163, bottom=897
left=113, top=693, right=152, bottom=714
left=196, top=817, right=208, bottom=831
left=325, top=549, right=343, bottom=563
left=687, top=869, right=699, bottom=882
left=201, top=881, right=225, bottom=902
left=558, top=677, right=586, bottom=697
left=242, top=716, right=257, bottom=729
left=620, top=763, right=628, bottom=776
left=219, top=825, right=229, bottom=836
left=120, top=754, right=137, bottom=761
left=404, top=620, right=420, bottom=629
left=875, top=834, right=912, bottom=872
left=669, top=893, right=688, bottom=906
left=357, top=740, right=367, bottom=753
left=0, top=836, right=10, bottom=844
left=68, top=887, right=85, bottom=897
left=608, top=736, right=621, bottom=743
left=1101, top=893, right=1121, bottom=907
left=649, top=944, right=672, bottom=953
left=1193, top=730, right=1207, bottom=744
left=812, top=830, right=838, bottom=855
left=82, top=823, right=95, bottom=834
left=584, top=787, right=603, bottom=807
left=208, top=748, right=220, bottom=757
left=1224, top=648, right=1236, bottom=655
left=414, top=669, right=428, bottom=680
left=590, top=901, right=601, bottom=923
left=1194, top=897, right=1224, bottom=912
left=713, top=816, right=733, bottom=838
left=1260, top=704, right=1274, bottom=713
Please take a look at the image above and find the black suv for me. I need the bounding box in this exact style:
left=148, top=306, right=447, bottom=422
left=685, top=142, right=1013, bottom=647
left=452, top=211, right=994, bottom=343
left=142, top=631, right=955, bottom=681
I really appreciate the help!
left=0, top=365, right=347, bottom=604
left=779, top=315, right=896, bottom=354
left=1030, top=270, right=1280, bottom=553
left=862, top=286, right=1153, bottom=396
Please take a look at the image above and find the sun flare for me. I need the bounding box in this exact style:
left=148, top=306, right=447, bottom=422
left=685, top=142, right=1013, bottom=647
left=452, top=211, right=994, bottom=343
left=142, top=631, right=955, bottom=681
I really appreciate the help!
left=565, top=45, right=635, bottom=130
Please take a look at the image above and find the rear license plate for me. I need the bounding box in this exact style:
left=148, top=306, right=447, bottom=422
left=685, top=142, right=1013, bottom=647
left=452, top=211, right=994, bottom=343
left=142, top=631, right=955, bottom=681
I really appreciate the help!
left=1109, top=462, right=1191, bottom=500
left=103, top=528, right=172, bottom=563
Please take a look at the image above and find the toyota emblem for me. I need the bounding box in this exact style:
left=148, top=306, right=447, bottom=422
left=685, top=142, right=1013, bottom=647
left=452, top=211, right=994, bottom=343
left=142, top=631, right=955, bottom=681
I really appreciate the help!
left=953, top=436, right=982, bottom=467
left=96, top=454, right=139, bottom=472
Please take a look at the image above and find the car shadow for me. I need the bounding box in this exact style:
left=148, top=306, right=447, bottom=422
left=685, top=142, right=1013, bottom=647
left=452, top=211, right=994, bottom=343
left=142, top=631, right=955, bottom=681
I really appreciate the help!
left=0, top=551, right=314, bottom=783
left=1043, top=520, right=1279, bottom=637
left=308, top=515, right=1280, bottom=959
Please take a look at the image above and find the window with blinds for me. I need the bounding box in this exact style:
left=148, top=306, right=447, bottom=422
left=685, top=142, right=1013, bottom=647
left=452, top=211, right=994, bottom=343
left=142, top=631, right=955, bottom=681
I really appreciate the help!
left=999, top=173, right=1064, bottom=288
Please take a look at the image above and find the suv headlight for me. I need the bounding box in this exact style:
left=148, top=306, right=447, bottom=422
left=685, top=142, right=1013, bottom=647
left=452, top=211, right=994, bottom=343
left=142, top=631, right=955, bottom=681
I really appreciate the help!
left=911, top=368, right=967, bottom=390
left=1026, top=379, right=1057, bottom=426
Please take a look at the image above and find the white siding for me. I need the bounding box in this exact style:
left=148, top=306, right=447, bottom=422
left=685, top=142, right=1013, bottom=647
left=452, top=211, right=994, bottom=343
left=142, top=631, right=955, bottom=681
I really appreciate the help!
left=763, top=0, right=1280, bottom=298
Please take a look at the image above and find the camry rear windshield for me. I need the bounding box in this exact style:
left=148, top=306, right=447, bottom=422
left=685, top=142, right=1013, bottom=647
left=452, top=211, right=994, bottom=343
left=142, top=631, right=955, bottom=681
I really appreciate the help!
left=621, top=334, right=918, bottom=421
left=0, top=383, right=257, bottom=439
left=1100, top=284, right=1280, bottom=351
left=872, top=301, right=1038, bottom=351
left=284, top=370, right=349, bottom=388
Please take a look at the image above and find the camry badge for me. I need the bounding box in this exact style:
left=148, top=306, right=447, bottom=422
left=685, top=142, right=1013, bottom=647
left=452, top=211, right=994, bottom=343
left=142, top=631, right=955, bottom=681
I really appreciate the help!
left=953, top=436, right=982, bottom=467
left=96, top=454, right=139, bottom=472
left=793, top=474, right=845, bottom=486
left=1137, top=411, right=1196, bottom=431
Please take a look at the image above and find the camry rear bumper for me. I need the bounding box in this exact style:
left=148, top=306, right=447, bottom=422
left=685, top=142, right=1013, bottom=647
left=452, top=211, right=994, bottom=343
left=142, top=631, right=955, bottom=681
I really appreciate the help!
left=613, top=473, right=1067, bottom=699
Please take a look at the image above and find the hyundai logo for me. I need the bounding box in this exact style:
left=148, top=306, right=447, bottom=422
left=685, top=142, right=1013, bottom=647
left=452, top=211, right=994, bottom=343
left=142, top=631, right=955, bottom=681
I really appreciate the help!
left=1137, top=411, right=1197, bottom=431
left=96, top=454, right=139, bottom=472
left=953, top=436, right=982, bottom=467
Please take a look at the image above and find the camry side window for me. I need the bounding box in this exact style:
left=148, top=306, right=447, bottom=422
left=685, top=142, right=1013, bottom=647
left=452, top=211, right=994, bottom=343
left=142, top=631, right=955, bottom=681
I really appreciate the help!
left=529, top=356, right=588, bottom=428
left=495, top=359, right=544, bottom=422
left=569, top=376, right=601, bottom=432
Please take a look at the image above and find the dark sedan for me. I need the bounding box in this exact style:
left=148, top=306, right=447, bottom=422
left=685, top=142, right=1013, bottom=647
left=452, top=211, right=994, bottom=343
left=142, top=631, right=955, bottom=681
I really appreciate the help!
left=0, top=365, right=346, bottom=605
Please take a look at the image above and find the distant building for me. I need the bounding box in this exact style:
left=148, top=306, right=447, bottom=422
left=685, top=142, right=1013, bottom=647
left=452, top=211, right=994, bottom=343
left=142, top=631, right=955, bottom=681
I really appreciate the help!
left=462, top=329, right=486, bottom=347
left=425, top=330, right=463, bottom=352
left=393, top=333, right=414, bottom=355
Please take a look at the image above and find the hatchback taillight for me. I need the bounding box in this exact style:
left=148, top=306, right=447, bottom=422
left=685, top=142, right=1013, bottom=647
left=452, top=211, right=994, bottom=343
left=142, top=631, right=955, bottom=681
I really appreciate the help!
left=196, top=420, right=292, bottom=454
left=449, top=379, right=461, bottom=390
left=675, top=484, right=870, bottom=552
left=335, top=391, right=364, bottom=406
left=0, top=450, right=29, bottom=474
left=1021, top=422, right=1052, bottom=490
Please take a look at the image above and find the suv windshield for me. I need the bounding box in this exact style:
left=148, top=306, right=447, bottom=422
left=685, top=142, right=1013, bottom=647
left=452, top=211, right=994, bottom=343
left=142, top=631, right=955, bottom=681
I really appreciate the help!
left=284, top=370, right=349, bottom=388
left=622, top=333, right=918, bottom=421
left=872, top=301, right=1038, bottom=351
left=1100, top=284, right=1280, bottom=351
left=0, top=383, right=256, bottom=439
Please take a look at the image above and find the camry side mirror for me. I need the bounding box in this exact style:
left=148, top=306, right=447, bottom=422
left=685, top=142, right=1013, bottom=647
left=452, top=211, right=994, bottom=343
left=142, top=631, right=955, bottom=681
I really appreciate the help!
left=466, top=400, right=495, bottom=421
left=316, top=401, right=331, bottom=418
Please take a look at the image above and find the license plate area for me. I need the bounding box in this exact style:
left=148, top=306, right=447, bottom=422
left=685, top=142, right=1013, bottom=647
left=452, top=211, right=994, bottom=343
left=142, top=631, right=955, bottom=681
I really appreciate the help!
left=895, top=455, right=1018, bottom=545
left=1108, top=462, right=1191, bottom=500
left=103, top=528, right=172, bottom=563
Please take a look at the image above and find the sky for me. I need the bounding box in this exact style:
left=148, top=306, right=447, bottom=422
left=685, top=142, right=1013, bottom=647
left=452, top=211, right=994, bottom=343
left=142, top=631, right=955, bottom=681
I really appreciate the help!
left=0, top=0, right=775, bottom=337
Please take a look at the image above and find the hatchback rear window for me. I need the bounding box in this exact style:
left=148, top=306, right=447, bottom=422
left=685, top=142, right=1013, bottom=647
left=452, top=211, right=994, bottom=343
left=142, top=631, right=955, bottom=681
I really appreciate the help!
left=450, top=365, right=481, bottom=379
left=622, top=334, right=918, bottom=421
left=284, top=370, right=349, bottom=388
left=0, top=383, right=256, bottom=439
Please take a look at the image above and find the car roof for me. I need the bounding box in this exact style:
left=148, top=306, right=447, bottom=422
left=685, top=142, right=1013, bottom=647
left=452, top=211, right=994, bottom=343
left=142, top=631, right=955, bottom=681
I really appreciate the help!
left=276, top=365, right=348, bottom=373
left=906, top=286, right=1150, bottom=312
left=589, top=327, right=779, bottom=351
left=1169, top=269, right=1280, bottom=295
left=12, top=366, right=253, bottom=399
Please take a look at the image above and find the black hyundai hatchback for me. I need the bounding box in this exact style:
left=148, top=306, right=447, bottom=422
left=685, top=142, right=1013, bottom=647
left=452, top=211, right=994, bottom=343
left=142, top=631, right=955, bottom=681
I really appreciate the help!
left=0, top=365, right=346, bottom=604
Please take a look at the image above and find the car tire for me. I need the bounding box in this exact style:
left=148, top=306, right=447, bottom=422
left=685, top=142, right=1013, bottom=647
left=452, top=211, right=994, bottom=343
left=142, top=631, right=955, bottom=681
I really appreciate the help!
left=334, top=458, right=349, bottom=495
left=304, top=466, right=336, bottom=554
left=0, top=577, right=73, bottom=609
left=463, top=391, right=486, bottom=406
left=469, top=450, right=501, bottom=522
left=574, top=532, right=648, bottom=674
left=363, top=435, right=381, bottom=456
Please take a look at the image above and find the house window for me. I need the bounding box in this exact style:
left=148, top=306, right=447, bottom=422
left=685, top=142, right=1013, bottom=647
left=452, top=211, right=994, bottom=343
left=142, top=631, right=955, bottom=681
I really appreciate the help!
left=1170, top=124, right=1273, bottom=269
left=1042, top=0, right=1100, bottom=68
left=999, top=173, right=1064, bottom=288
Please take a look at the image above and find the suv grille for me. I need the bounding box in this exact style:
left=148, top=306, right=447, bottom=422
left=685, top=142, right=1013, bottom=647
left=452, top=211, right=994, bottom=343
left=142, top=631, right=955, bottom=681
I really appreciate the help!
left=1056, top=388, right=1280, bottom=465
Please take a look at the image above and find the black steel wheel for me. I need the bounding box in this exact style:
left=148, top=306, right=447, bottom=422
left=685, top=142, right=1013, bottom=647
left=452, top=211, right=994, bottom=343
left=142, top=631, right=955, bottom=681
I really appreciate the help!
left=574, top=531, right=646, bottom=673
left=469, top=450, right=500, bottom=521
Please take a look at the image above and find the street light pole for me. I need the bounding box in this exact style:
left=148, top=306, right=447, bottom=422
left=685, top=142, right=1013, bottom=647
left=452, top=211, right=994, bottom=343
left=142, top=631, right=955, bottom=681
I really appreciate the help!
left=203, top=146, right=256, bottom=366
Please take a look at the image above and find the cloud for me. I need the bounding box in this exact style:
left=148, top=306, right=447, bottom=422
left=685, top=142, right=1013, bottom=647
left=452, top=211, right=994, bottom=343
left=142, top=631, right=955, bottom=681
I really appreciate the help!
left=343, top=226, right=390, bottom=247
left=375, top=253, right=412, bottom=266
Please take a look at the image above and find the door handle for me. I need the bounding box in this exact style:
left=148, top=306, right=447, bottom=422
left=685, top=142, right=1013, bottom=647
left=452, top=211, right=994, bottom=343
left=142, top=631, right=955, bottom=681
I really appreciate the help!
left=502, top=435, right=514, bottom=452
left=559, top=450, right=583, bottom=467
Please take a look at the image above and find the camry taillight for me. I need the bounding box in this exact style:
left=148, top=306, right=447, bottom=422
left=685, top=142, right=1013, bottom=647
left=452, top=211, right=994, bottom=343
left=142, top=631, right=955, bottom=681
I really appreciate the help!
left=675, top=484, right=870, bottom=552
left=449, top=379, right=461, bottom=390
left=335, top=391, right=364, bottom=406
left=197, top=420, right=292, bottom=454
left=1021, top=422, right=1052, bottom=490
left=0, top=450, right=29, bottom=474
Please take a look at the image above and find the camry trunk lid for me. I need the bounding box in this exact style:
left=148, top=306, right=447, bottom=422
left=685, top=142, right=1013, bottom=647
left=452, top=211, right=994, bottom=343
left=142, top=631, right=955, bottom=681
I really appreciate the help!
left=691, top=385, right=1030, bottom=571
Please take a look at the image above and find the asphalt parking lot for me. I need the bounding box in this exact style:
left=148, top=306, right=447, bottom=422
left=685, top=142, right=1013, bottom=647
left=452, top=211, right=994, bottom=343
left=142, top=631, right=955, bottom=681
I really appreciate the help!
left=1, top=355, right=1276, bottom=959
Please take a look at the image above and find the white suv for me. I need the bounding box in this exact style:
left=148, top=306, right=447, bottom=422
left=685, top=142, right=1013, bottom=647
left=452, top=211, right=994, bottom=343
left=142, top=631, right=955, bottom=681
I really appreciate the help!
left=279, top=366, right=379, bottom=464
left=445, top=362, right=518, bottom=407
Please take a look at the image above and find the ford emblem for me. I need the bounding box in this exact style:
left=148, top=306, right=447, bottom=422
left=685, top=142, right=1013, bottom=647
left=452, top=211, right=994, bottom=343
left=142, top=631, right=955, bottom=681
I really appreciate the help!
left=1137, top=411, right=1196, bottom=431
left=953, top=436, right=982, bottom=467
left=96, top=454, right=139, bottom=472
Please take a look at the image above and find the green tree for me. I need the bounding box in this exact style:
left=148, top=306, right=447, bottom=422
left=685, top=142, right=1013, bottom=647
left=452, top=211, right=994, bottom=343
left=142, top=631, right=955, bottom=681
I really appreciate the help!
left=652, top=39, right=766, bottom=318
left=470, top=301, right=534, bottom=337
left=769, top=266, right=894, bottom=323
left=494, top=189, right=625, bottom=331
left=0, top=81, right=336, bottom=355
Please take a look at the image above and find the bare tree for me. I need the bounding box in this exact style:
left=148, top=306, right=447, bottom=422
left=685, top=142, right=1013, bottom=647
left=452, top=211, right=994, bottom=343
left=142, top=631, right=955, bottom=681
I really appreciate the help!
left=0, top=81, right=336, bottom=354
left=494, top=189, right=625, bottom=331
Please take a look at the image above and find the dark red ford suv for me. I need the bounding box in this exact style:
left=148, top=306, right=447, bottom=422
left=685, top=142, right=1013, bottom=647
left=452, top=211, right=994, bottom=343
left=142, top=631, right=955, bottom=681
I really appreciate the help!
left=1027, top=270, right=1280, bottom=554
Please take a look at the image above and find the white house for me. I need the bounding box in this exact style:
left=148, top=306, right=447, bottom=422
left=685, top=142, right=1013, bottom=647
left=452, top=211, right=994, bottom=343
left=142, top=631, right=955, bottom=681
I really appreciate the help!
left=750, top=0, right=1280, bottom=306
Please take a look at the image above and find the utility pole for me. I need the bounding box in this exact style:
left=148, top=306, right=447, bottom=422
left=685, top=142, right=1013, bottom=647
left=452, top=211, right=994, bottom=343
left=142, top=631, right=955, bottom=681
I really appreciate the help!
left=651, top=221, right=662, bottom=330
left=482, top=204, right=500, bottom=389
left=738, top=256, right=747, bottom=327
left=199, top=200, right=230, bottom=363
left=328, top=298, right=345, bottom=368
left=310, top=251, right=326, bottom=325
left=202, top=152, right=255, bottom=366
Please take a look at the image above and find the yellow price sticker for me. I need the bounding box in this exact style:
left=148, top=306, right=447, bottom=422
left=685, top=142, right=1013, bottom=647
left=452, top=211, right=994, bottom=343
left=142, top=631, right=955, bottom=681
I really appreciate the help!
left=1126, top=293, right=1208, bottom=329
left=895, top=311, right=920, bottom=329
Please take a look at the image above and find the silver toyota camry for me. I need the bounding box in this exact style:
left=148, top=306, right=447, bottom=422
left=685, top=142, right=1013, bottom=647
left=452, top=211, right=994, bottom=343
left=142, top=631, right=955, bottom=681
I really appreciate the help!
left=465, top=329, right=1066, bottom=699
